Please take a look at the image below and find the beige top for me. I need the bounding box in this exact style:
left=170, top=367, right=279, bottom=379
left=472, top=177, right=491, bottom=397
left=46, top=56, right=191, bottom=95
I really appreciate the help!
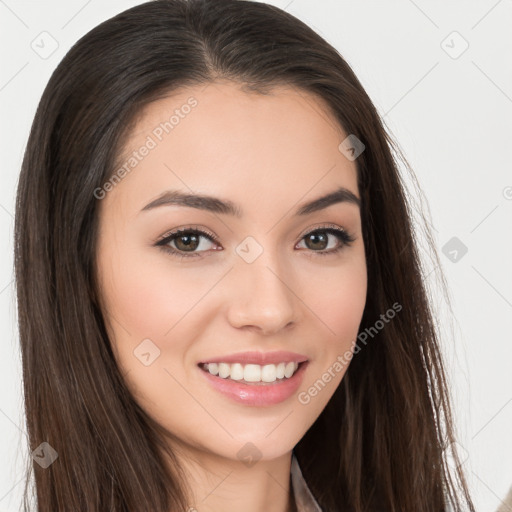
left=496, top=484, right=512, bottom=512
left=290, top=452, right=322, bottom=512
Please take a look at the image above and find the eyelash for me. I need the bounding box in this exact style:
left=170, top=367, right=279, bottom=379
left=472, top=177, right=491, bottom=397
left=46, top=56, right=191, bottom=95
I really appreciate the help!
left=155, top=224, right=356, bottom=260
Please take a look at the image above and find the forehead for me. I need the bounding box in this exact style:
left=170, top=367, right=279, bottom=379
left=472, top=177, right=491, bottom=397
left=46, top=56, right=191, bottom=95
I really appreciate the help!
left=107, top=80, right=359, bottom=218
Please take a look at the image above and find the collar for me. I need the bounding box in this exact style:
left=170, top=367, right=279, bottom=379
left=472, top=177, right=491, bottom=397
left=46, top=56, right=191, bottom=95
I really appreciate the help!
left=290, top=452, right=323, bottom=512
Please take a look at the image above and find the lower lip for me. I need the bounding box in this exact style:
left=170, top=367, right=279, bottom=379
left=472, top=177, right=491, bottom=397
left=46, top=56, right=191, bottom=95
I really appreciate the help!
left=198, top=362, right=308, bottom=406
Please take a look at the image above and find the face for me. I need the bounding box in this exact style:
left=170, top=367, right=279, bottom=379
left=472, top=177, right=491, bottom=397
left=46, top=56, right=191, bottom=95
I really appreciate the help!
left=95, top=80, right=367, bottom=465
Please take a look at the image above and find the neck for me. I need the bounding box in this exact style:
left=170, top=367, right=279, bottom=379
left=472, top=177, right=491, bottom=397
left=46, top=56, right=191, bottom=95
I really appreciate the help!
left=168, top=443, right=296, bottom=512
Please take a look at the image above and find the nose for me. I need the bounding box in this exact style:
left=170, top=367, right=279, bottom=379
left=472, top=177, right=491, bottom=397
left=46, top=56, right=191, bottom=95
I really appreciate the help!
left=225, top=248, right=299, bottom=336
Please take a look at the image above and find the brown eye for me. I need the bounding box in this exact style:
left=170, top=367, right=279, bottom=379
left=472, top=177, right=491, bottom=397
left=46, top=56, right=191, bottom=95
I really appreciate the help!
left=304, top=231, right=329, bottom=251
left=297, top=227, right=355, bottom=256
left=156, top=227, right=219, bottom=258
left=173, top=232, right=201, bottom=252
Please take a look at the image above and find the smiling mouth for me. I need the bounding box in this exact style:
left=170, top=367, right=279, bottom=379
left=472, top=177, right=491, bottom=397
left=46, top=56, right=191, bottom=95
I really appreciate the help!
left=198, top=361, right=306, bottom=385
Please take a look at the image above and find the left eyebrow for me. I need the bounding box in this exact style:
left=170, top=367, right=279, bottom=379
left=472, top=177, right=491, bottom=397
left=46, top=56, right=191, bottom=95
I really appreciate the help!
left=140, top=185, right=361, bottom=217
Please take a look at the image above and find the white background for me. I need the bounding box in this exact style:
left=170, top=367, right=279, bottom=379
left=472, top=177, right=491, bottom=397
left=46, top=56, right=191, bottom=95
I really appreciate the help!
left=1, top=1, right=511, bottom=510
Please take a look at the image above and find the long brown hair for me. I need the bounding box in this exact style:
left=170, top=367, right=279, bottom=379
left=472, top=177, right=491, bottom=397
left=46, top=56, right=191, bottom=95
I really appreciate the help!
left=14, top=0, right=475, bottom=510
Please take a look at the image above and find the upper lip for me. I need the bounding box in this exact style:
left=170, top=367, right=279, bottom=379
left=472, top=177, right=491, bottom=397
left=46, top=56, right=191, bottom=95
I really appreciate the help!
left=198, top=351, right=309, bottom=366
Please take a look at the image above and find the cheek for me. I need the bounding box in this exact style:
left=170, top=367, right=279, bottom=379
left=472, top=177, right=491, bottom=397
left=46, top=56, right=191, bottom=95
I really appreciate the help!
left=325, top=275, right=366, bottom=341
left=302, top=254, right=367, bottom=346
left=98, top=249, right=206, bottom=417
left=101, top=246, right=206, bottom=342
left=292, top=259, right=366, bottom=416
left=98, top=243, right=230, bottom=403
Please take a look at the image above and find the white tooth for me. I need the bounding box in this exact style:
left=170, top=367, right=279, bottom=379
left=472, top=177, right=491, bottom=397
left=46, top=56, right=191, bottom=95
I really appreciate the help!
left=261, top=364, right=277, bottom=383
left=208, top=361, right=299, bottom=381
left=230, top=363, right=244, bottom=380
left=218, top=363, right=230, bottom=378
left=244, top=364, right=261, bottom=382
left=284, top=362, right=295, bottom=378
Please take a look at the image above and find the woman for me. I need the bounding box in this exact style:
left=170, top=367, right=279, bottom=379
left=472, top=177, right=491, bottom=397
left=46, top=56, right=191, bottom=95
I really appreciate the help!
left=14, top=0, right=476, bottom=510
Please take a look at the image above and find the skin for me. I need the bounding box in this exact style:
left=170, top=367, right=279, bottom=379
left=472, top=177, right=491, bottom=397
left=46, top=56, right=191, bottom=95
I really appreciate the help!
left=95, top=80, right=367, bottom=512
